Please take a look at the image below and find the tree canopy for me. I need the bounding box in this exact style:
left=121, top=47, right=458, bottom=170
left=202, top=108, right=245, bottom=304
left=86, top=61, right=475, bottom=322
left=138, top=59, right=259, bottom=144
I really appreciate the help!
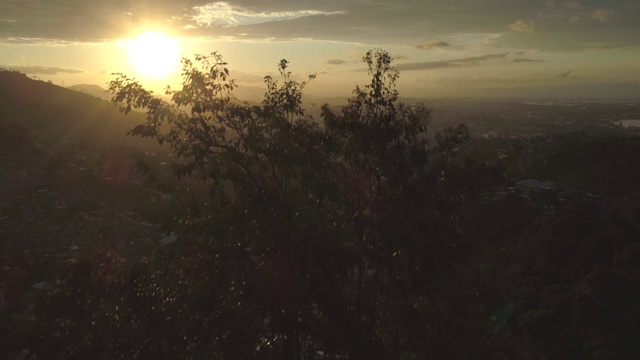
left=108, top=49, right=493, bottom=358
left=3, top=51, right=640, bottom=359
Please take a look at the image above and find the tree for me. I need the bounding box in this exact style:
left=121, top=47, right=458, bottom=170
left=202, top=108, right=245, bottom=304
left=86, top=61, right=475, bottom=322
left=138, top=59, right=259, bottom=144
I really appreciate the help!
left=320, top=49, right=488, bottom=358
left=105, top=49, right=488, bottom=358
left=110, top=52, right=345, bottom=359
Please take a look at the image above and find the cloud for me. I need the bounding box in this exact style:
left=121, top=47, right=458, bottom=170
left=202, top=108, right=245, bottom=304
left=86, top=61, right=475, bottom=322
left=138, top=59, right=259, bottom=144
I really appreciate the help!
left=509, top=20, right=535, bottom=32
left=1, top=37, right=82, bottom=45
left=414, top=41, right=450, bottom=50
left=0, top=65, right=83, bottom=75
left=0, top=0, right=637, bottom=50
left=582, top=42, right=629, bottom=50
left=325, top=59, right=346, bottom=65
left=0, top=0, right=197, bottom=43
left=191, top=2, right=344, bottom=28
left=555, top=69, right=571, bottom=79
left=512, top=58, right=544, bottom=63
left=591, top=8, right=615, bottom=22
left=551, top=69, right=591, bottom=80
left=396, top=53, right=509, bottom=71
left=564, top=1, right=584, bottom=10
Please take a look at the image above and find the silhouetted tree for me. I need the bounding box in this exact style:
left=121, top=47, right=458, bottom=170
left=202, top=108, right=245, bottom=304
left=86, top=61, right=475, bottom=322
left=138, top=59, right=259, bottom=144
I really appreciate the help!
left=23, top=49, right=497, bottom=359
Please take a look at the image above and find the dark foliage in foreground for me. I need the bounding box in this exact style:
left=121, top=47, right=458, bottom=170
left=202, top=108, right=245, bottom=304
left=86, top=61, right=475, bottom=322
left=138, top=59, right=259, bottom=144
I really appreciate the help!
left=3, top=51, right=639, bottom=360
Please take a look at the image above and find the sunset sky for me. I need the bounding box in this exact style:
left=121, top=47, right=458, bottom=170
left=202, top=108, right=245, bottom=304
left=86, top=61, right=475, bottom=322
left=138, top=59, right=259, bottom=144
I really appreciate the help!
left=1, top=0, right=638, bottom=99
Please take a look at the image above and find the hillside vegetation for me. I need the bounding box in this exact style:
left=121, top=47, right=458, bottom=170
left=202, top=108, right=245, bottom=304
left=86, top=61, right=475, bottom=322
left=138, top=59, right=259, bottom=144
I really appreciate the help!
left=1, top=53, right=639, bottom=360
left=0, top=71, right=155, bottom=150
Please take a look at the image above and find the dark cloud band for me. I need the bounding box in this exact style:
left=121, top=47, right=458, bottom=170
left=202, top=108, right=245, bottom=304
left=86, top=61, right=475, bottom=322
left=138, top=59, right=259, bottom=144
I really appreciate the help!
left=0, top=0, right=637, bottom=50
left=396, top=53, right=509, bottom=71
left=0, top=65, right=83, bottom=75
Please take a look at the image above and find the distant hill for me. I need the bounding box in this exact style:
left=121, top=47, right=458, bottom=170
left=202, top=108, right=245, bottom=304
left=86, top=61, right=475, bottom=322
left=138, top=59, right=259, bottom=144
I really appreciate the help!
left=230, top=84, right=348, bottom=107
left=68, top=82, right=264, bottom=106
left=0, top=71, right=156, bottom=150
left=63, top=81, right=348, bottom=110
left=67, top=84, right=112, bottom=102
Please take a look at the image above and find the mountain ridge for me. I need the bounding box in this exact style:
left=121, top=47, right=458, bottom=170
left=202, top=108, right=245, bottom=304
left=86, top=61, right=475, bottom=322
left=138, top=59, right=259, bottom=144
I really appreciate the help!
left=67, top=83, right=112, bottom=102
left=0, top=71, right=156, bottom=150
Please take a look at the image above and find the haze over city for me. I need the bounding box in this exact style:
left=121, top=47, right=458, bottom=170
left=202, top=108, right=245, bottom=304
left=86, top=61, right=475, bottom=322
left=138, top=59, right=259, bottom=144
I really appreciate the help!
left=1, top=0, right=639, bottom=99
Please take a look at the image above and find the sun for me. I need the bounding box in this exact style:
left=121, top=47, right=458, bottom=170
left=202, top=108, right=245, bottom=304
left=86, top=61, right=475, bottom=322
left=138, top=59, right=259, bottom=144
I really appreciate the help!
left=125, top=31, right=181, bottom=80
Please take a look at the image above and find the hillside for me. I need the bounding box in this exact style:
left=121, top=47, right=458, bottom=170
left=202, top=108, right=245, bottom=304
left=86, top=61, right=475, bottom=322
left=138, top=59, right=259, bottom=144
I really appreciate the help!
left=1, top=63, right=640, bottom=359
left=67, top=84, right=112, bottom=102
left=0, top=71, right=155, bottom=150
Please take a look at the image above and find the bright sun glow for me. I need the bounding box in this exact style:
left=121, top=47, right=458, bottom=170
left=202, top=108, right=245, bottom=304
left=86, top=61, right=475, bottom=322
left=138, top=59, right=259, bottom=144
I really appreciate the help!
left=125, top=32, right=180, bottom=80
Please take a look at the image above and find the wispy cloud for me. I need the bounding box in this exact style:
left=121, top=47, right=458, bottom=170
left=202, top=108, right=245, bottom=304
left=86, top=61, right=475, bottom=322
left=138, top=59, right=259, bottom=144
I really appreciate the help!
left=591, top=8, right=615, bottom=22
left=0, top=0, right=637, bottom=51
left=512, top=58, right=544, bottom=63
left=564, top=1, right=584, bottom=10
left=191, top=2, right=344, bottom=28
left=509, top=20, right=535, bottom=32
left=414, top=41, right=450, bottom=50
left=554, top=69, right=592, bottom=80
left=555, top=69, right=571, bottom=79
left=1, top=37, right=86, bottom=45
left=396, top=53, right=509, bottom=71
left=1, top=65, right=83, bottom=75
left=325, top=59, right=346, bottom=65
